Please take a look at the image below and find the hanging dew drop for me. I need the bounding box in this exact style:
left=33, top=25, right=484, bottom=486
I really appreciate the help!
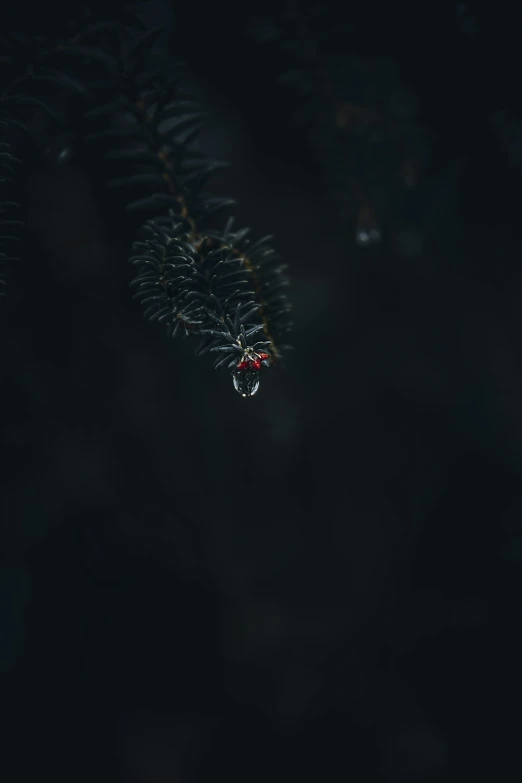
left=355, top=228, right=371, bottom=246
left=233, top=369, right=260, bottom=397
left=356, top=205, right=381, bottom=247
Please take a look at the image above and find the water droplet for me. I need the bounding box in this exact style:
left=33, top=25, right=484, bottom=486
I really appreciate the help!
left=356, top=227, right=381, bottom=246
left=355, top=205, right=381, bottom=247
left=355, top=229, right=371, bottom=246
left=233, top=369, right=260, bottom=397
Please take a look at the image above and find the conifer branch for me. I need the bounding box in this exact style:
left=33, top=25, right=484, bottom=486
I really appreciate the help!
left=0, top=6, right=292, bottom=397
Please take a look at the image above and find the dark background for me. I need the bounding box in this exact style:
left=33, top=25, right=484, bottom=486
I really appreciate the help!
left=1, top=3, right=521, bottom=780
